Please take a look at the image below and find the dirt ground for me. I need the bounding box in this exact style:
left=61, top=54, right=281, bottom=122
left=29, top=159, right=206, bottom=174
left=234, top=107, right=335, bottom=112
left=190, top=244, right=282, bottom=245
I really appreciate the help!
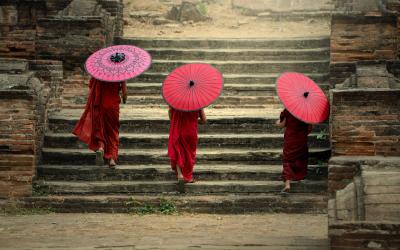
left=123, top=0, right=331, bottom=38
left=0, top=213, right=328, bottom=249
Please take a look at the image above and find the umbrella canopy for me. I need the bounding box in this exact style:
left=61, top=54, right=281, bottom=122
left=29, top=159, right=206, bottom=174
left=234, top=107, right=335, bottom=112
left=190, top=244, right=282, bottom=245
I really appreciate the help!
left=276, top=72, right=330, bottom=124
left=162, top=63, right=223, bottom=112
left=85, top=45, right=152, bottom=82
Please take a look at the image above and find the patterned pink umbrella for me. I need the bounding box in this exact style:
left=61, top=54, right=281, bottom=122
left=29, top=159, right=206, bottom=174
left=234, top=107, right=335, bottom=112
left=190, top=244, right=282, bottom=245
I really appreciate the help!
left=276, top=72, right=330, bottom=124
left=85, top=45, right=152, bottom=82
left=162, top=64, right=223, bottom=111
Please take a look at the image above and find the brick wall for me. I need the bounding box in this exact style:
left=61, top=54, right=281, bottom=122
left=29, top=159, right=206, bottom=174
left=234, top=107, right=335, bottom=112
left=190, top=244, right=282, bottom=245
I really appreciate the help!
left=330, top=89, right=400, bottom=157
left=331, top=15, right=398, bottom=63
left=29, top=60, right=64, bottom=111
left=0, top=90, right=37, bottom=197
left=330, top=222, right=400, bottom=249
left=36, top=17, right=109, bottom=70
left=0, top=58, right=63, bottom=198
left=330, top=15, right=399, bottom=88
left=0, top=1, right=46, bottom=59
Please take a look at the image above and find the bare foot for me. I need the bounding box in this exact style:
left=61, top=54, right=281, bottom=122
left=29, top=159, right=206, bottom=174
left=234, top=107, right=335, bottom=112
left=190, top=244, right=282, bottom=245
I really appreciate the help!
left=109, top=159, right=116, bottom=169
left=95, top=148, right=104, bottom=166
left=176, top=166, right=184, bottom=181
left=176, top=166, right=185, bottom=193
left=281, top=180, right=291, bottom=195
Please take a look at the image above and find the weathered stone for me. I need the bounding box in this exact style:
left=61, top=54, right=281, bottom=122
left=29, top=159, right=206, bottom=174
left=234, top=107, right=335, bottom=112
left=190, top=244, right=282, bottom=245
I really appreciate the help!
left=152, top=17, right=174, bottom=25
left=166, top=6, right=179, bottom=20
left=330, top=16, right=398, bottom=63
left=0, top=58, right=28, bottom=73
left=130, top=11, right=161, bottom=18
left=179, top=1, right=208, bottom=22
left=166, top=1, right=209, bottom=22
left=233, top=0, right=334, bottom=15
left=58, top=0, right=101, bottom=16
left=0, top=5, right=18, bottom=26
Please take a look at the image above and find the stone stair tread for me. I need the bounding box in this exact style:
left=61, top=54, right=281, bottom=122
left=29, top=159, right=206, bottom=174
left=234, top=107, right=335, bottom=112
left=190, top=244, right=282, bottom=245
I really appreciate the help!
left=122, top=36, right=330, bottom=41
left=151, top=59, right=330, bottom=64
left=45, top=132, right=324, bottom=139
left=20, top=193, right=328, bottom=213
left=127, top=82, right=329, bottom=88
left=122, top=95, right=279, bottom=99
left=128, top=82, right=277, bottom=87
left=145, top=47, right=330, bottom=52
left=35, top=180, right=327, bottom=190
left=25, top=193, right=328, bottom=201
left=37, top=164, right=326, bottom=172
left=50, top=108, right=282, bottom=120
left=42, top=147, right=330, bottom=155
left=134, top=72, right=329, bottom=78
left=34, top=179, right=327, bottom=196
left=121, top=36, right=329, bottom=43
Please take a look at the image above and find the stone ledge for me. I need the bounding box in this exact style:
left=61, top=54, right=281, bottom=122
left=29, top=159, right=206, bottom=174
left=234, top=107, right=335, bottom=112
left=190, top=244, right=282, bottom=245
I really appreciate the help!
left=331, top=14, right=397, bottom=23
left=0, top=89, right=35, bottom=100
left=0, top=58, right=28, bottom=73
left=329, top=156, right=400, bottom=167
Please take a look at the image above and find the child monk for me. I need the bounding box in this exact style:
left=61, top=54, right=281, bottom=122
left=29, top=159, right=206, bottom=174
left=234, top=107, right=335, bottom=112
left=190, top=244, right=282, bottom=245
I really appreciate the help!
left=276, top=109, right=313, bottom=194
left=73, top=77, right=127, bottom=168
left=168, top=107, right=207, bottom=186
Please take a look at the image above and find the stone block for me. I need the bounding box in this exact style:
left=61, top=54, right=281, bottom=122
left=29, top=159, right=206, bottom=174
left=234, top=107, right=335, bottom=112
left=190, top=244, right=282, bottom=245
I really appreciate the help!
left=0, top=58, right=28, bottom=73
left=0, top=5, right=18, bottom=26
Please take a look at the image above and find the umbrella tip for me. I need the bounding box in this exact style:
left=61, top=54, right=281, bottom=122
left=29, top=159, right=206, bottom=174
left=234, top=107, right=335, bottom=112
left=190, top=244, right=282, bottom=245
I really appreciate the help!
left=110, top=52, right=125, bottom=63
left=304, top=92, right=309, bottom=98
left=189, top=80, right=195, bottom=87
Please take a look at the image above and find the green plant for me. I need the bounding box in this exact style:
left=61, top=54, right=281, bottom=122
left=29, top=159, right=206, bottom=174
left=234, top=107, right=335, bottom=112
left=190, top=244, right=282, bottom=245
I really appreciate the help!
left=132, top=204, right=156, bottom=215
left=196, top=2, right=208, bottom=16
left=159, top=200, right=177, bottom=215
left=1, top=202, right=55, bottom=216
left=316, top=128, right=328, bottom=140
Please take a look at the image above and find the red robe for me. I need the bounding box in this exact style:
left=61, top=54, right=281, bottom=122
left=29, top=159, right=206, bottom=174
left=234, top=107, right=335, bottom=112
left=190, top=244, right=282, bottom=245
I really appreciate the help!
left=73, top=77, right=121, bottom=161
left=168, top=108, right=200, bottom=182
left=281, top=109, right=312, bottom=181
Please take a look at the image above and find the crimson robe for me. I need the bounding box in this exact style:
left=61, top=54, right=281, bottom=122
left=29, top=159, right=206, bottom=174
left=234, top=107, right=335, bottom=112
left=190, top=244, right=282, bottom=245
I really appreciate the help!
left=73, top=77, right=121, bottom=161
left=168, top=108, right=200, bottom=182
left=281, top=109, right=312, bottom=181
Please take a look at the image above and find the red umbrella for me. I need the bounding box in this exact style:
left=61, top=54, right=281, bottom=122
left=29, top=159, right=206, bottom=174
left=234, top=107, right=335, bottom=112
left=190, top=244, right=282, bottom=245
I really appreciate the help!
left=162, top=64, right=223, bottom=111
left=85, top=45, right=152, bottom=82
left=276, top=72, right=330, bottom=124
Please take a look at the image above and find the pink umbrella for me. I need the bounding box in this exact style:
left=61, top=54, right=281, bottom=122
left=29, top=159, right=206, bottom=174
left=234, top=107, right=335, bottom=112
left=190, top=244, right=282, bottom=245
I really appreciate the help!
left=162, top=64, right=223, bottom=111
left=85, top=45, right=152, bottom=82
left=276, top=72, right=330, bottom=124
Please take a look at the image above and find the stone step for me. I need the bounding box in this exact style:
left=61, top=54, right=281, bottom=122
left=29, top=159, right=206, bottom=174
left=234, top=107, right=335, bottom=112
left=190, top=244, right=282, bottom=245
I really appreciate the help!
left=41, top=147, right=331, bottom=165
left=117, top=36, right=330, bottom=49
left=36, top=164, right=328, bottom=181
left=61, top=103, right=279, bottom=110
left=126, top=83, right=330, bottom=96
left=33, top=180, right=327, bottom=195
left=148, top=59, right=330, bottom=74
left=131, top=72, right=330, bottom=84
left=65, top=95, right=281, bottom=106
left=144, top=47, right=330, bottom=61
left=48, top=108, right=328, bottom=134
left=18, top=194, right=328, bottom=213
left=257, top=11, right=333, bottom=21
left=44, top=133, right=330, bottom=149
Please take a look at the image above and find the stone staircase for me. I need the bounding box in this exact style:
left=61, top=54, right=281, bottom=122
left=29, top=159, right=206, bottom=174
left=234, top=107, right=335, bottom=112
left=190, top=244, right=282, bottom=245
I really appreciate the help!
left=28, top=37, right=331, bottom=213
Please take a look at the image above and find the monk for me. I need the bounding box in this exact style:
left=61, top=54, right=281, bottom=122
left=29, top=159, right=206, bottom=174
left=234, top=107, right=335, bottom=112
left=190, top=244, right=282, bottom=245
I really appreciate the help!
left=276, top=109, right=312, bottom=194
left=73, top=77, right=127, bottom=168
left=168, top=107, right=207, bottom=187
